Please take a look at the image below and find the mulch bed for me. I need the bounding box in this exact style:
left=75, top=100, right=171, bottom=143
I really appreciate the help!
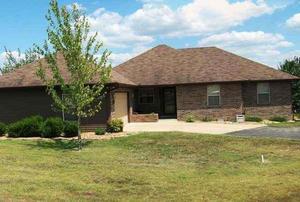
left=0, top=132, right=128, bottom=141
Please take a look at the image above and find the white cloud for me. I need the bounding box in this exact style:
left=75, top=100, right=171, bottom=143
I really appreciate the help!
left=137, top=0, right=164, bottom=3
left=88, top=8, right=154, bottom=48
left=87, top=0, right=276, bottom=49
left=67, top=2, right=86, bottom=11
left=0, top=52, right=6, bottom=67
left=126, top=4, right=182, bottom=36
left=286, top=13, right=300, bottom=29
left=0, top=51, right=26, bottom=73
left=276, top=50, right=300, bottom=67
left=198, top=31, right=293, bottom=67
left=175, top=0, right=274, bottom=36
left=0, top=51, right=25, bottom=66
left=83, top=0, right=281, bottom=67
left=109, top=45, right=149, bottom=66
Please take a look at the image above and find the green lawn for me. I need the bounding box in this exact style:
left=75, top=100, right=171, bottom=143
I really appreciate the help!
left=1, top=132, right=300, bottom=201
left=267, top=121, right=300, bottom=128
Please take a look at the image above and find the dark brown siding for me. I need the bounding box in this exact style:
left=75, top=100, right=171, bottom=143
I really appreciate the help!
left=0, top=87, right=59, bottom=123
left=0, top=87, right=110, bottom=124
left=81, top=94, right=111, bottom=125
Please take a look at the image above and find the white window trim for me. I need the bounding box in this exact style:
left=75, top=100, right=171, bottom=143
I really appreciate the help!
left=207, top=85, right=221, bottom=107
left=257, top=83, right=271, bottom=105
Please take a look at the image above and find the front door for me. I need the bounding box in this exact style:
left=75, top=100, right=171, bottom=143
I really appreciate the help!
left=162, top=87, right=176, bottom=117
left=114, top=92, right=128, bottom=123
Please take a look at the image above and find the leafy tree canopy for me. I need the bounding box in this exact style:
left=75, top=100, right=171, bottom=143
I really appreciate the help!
left=279, top=57, right=300, bottom=112
left=36, top=0, right=112, bottom=141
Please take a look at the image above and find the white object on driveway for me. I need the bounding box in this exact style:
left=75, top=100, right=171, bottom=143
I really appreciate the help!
left=236, top=115, right=245, bottom=123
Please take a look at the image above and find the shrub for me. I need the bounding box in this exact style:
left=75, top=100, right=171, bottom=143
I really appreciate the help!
left=245, top=116, right=262, bottom=122
left=41, top=117, right=64, bottom=138
left=95, top=128, right=106, bottom=135
left=8, top=116, right=43, bottom=138
left=0, top=122, right=7, bottom=136
left=107, top=119, right=124, bottom=133
left=185, top=115, right=195, bottom=123
left=8, top=123, right=21, bottom=138
left=63, top=121, right=78, bottom=137
left=270, top=116, right=287, bottom=122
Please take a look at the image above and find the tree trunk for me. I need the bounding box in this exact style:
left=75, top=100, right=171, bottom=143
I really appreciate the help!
left=77, top=116, right=82, bottom=150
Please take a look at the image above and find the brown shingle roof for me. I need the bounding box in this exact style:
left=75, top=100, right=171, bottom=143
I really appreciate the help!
left=0, top=45, right=298, bottom=88
left=114, top=45, right=299, bottom=85
left=0, top=53, right=135, bottom=88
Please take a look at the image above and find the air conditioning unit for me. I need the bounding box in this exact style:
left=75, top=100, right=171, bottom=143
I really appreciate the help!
left=236, top=114, right=245, bottom=123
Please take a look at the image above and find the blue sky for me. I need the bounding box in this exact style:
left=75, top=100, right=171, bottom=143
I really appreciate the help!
left=1, top=0, right=300, bottom=68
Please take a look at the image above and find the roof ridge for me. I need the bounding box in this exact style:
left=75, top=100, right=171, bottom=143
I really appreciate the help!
left=113, top=44, right=176, bottom=69
left=178, top=46, right=217, bottom=51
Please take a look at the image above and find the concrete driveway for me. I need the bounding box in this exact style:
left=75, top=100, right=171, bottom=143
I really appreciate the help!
left=125, top=119, right=300, bottom=139
left=124, top=119, right=264, bottom=134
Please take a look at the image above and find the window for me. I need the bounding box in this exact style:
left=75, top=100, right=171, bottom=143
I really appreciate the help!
left=257, top=83, right=270, bottom=105
left=207, top=85, right=220, bottom=106
left=139, top=88, right=154, bottom=104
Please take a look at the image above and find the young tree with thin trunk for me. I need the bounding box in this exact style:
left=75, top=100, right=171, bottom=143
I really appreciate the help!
left=36, top=0, right=111, bottom=146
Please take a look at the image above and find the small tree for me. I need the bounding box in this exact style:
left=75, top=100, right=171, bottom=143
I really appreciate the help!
left=279, top=57, right=300, bottom=112
left=36, top=0, right=111, bottom=145
left=1, top=47, right=39, bottom=74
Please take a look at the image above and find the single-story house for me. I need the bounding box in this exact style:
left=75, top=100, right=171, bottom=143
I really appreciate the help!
left=0, top=45, right=298, bottom=129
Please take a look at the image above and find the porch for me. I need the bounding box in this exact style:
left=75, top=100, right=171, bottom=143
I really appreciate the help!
left=132, top=86, right=177, bottom=119
left=112, top=86, right=177, bottom=124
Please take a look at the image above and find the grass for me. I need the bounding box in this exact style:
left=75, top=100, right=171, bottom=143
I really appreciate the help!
left=267, top=121, right=300, bottom=128
left=1, top=132, right=300, bottom=201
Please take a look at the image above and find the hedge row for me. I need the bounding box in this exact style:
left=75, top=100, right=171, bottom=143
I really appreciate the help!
left=0, top=122, right=7, bottom=136
left=0, top=116, right=78, bottom=138
left=0, top=116, right=124, bottom=138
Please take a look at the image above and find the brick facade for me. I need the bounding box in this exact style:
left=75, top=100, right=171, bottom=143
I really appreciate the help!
left=242, top=81, right=292, bottom=120
left=130, top=113, right=159, bottom=122
left=176, top=81, right=293, bottom=121
left=176, top=83, right=243, bottom=121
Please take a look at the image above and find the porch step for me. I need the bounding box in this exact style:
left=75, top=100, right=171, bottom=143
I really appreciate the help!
left=80, top=124, right=106, bottom=132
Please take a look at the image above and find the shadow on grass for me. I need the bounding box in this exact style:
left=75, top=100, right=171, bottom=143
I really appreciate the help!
left=28, top=139, right=92, bottom=151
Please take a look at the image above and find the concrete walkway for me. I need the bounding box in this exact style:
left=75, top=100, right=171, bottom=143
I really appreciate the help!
left=124, top=119, right=264, bottom=134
